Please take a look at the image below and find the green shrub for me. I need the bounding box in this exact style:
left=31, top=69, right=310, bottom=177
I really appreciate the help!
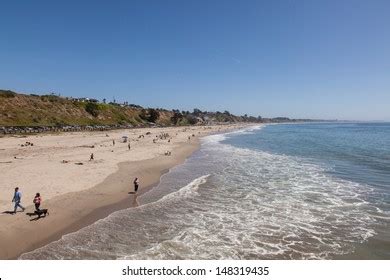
left=0, top=90, right=16, bottom=98
left=148, top=109, right=160, bottom=123
left=85, top=102, right=100, bottom=117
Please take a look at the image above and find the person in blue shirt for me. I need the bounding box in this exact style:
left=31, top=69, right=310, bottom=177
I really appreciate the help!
left=12, top=187, right=25, bottom=213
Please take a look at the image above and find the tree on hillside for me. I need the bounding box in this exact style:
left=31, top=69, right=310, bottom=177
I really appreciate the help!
left=185, top=115, right=198, bottom=125
left=85, top=102, right=100, bottom=117
left=148, top=109, right=160, bottom=123
left=139, top=109, right=148, bottom=120
left=171, top=110, right=183, bottom=125
left=193, top=108, right=202, bottom=117
left=140, top=108, right=160, bottom=123
left=0, top=90, right=16, bottom=98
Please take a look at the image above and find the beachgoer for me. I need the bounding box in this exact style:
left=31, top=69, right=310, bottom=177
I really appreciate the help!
left=113, top=139, right=115, bottom=146
left=133, top=178, right=139, bottom=193
left=128, top=143, right=131, bottom=150
left=90, top=153, right=94, bottom=161
left=12, top=187, right=25, bottom=213
left=33, top=193, right=41, bottom=211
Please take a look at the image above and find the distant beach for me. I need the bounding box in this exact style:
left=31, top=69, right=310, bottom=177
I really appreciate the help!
left=0, top=124, right=245, bottom=259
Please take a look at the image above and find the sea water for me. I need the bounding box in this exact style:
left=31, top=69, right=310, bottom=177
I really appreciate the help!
left=20, top=123, right=390, bottom=259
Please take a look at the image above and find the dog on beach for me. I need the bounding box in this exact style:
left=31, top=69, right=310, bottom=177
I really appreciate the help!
left=26, top=209, right=49, bottom=219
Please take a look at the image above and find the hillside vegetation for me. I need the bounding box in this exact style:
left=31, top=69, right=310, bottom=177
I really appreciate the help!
left=0, top=89, right=258, bottom=127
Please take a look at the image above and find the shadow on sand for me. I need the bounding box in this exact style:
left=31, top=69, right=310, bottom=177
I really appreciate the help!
left=2, top=210, right=16, bottom=215
left=26, top=211, right=49, bottom=222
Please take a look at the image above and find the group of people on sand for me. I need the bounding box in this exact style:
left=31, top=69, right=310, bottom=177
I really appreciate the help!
left=88, top=139, right=132, bottom=161
left=11, top=187, right=42, bottom=214
left=10, top=178, right=138, bottom=217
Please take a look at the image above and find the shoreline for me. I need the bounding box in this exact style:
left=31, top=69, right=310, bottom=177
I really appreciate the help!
left=21, top=142, right=199, bottom=259
left=0, top=124, right=248, bottom=259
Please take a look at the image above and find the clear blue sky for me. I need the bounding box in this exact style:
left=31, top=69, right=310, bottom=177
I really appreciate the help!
left=1, top=0, right=389, bottom=121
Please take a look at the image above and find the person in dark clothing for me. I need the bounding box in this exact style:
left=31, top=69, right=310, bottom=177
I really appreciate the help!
left=133, top=178, right=139, bottom=193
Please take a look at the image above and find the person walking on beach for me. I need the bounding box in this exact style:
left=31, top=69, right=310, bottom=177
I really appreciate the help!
left=128, top=143, right=131, bottom=150
left=12, top=187, right=25, bottom=213
left=33, top=193, right=41, bottom=211
left=113, top=139, right=115, bottom=146
left=133, top=177, right=139, bottom=193
left=90, top=153, right=94, bottom=161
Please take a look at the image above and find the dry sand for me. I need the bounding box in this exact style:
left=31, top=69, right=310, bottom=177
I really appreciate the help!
left=0, top=124, right=245, bottom=259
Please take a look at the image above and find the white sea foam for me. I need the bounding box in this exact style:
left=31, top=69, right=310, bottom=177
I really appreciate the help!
left=139, top=174, right=209, bottom=205
left=202, top=124, right=264, bottom=145
left=120, top=141, right=382, bottom=260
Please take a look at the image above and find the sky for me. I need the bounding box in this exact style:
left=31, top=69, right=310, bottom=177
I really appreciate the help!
left=1, top=0, right=389, bottom=121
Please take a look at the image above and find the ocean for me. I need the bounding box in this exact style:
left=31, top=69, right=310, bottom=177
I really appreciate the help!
left=20, top=123, right=390, bottom=259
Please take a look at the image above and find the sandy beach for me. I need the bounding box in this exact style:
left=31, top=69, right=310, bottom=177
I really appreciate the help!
left=0, top=124, right=244, bottom=259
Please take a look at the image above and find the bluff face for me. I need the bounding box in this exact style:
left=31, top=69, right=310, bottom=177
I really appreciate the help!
left=0, top=90, right=173, bottom=127
left=2, top=89, right=308, bottom=129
